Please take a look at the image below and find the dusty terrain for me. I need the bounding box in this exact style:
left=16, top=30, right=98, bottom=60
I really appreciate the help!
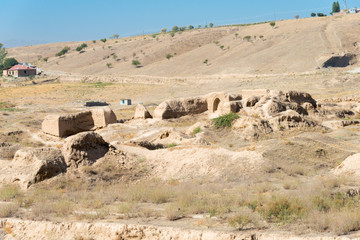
left=1, top=14, right=360, bottom=240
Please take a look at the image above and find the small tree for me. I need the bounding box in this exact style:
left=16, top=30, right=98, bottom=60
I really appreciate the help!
left=317, top=13, right=326, bottom=17
left=270, top=21, right=276, bottom=27
left=203, top=59, right=208, bottom=65
left=209, top=22, right=214, bottom=28
left=0, top=43, right=7, bottom=69
left=179, top=26, right=186, bottom=31
left=204, top=25, right=208, bottom=28
left=332, top=1, right=340, bottom=13
left=3, top=58, right=18, bottom=69
left=198, top=25, right=201, bottom=28
left=106, top=63, right=112, bottom=68
left=166, top=53, right=173, bottom=60
left=170, top=32, right=175, bottom=37
left=311, top=12, right=316, bottom=17
left=109, top=34, right=119, bottom=39
left=43, top=57, right=49, bottom=62
left=188, top=25, right=194, bottom=29
left=100, top=38, right=107, bottom=43
left=161, top=28, right=167, bottom=33
left=132, top=60, right=141, bottom=67
left=172, top=26, right=179, bottom=32
left=295, top=15, right=299, bottom=19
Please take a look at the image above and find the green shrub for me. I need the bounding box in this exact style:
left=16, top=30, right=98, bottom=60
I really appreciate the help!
left=172, top=26, right=179, bottom=32
left=161, top=28, right=167, bottom=33
left=212, top=112, right=239, bottom=128
left=311, top=12, right=316, bottom=17
left=269, top=21, right=276, bottom=27
left=243, top=35, right=251, bottom=41
left=55, top=46, right=70, bottom=57
left=132, top=60, right=141, bottom=67
left=188, top=25, right=194, bottom=29
left=166, top=53, right=173, bottom=60
left=43, top=57, right=49, bottom=62
left=76, top=43, right=87, bottom=52
left=193, top=127, right=201, bottom=134
left=203, top=59, right=208, bottom=65
left=209, top=22, right=214, bottom=28
left=100, top=38, right=107, bottom=43
left=106, top=63, right=112, bottom=68
left=166, top=143, right=178, bottom=148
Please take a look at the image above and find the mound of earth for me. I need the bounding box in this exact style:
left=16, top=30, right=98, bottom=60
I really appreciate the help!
left=117, top=144, right=265, bottom=181
left=0, top=148, right=67, bottom=189
left=62, top=132, right=110, bottom=167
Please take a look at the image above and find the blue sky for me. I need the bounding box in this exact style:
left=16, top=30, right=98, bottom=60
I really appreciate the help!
left=1, top=0, right=359, bottom=47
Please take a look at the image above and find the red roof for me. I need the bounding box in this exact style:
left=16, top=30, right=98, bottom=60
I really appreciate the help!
left=8, top=65, right=35, bottom=70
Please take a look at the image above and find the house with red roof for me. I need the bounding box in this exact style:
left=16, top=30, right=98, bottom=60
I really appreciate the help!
left=3, top=64, right=37, bottom=77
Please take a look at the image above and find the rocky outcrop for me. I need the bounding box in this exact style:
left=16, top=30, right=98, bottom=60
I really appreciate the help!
left=333, top=153, right=360, bottom=177
left=134, top=104, right=152, bottom=119
left=62, top=132, right=109, bottom=168
left=42, top=107, right=117, bottom=137
left=0, top=148, right=66, bottom=189
left=153, top=97, right=208, bottom=119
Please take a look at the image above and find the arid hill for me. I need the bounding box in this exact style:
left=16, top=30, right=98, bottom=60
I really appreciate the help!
left=7, top=14, right=360, bottom=78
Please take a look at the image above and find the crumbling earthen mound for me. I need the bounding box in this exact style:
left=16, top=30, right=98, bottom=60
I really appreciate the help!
left=153, top=97, right=208, bottom=119
left=62, top=132, right=109, bottom=167
left=0, top=148, right=67, bottom=189
left=134, top=104, right=152, bottom=119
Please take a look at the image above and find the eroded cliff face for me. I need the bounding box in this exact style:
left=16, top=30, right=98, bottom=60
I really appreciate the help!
left=1, top=219, right=356, bottom=240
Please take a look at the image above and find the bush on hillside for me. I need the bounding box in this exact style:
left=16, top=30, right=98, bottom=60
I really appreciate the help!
left=100, top=38, right=107, bottom=43
left=55, top=47, right=70, bottom=57
left=132, top=60, right=141, bottom=67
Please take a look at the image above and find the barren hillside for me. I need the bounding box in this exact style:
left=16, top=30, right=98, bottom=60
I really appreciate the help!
left=7, top=14, right=360, bottom=78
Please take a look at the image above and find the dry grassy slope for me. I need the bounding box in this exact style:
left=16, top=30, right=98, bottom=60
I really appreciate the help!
left=7, top=14, right=360, bottom=77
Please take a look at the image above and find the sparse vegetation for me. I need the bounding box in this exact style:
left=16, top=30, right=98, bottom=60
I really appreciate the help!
left=106, top=63, right=112, bottom=68
left=192, top=127, right=201, bottom=134
left=311, top=12, right=316, bottom=17
left=109, top=34, right=119, bottom=39
left=76, top=43, right=88, bottom=52
left=295, top=15, right=299, bottom=19
left=317, top=13, right=326, bottom=17
left=243, top=35, right=251, bottom=41
left=212, top=112, right=239, bottom=128
left=166, top=53, right=173, bottom=60
left=188, top=25, right=194, bottom=29
left=132, top=59, right=141, bottom=67
left=203, top=59, right=208, bottom=65
left=209, top=22, right=214, bottom=28
left=55, top=46, right=70, bottom=57
left=43, top=57, right=49, bottom=62
left=270, top=21, right=276, bottom=27
left=100, top=38, right=107, bottom=43
left=172, top=26, right=179, bottom=32
left=161, top=28, right=167, bottom=33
